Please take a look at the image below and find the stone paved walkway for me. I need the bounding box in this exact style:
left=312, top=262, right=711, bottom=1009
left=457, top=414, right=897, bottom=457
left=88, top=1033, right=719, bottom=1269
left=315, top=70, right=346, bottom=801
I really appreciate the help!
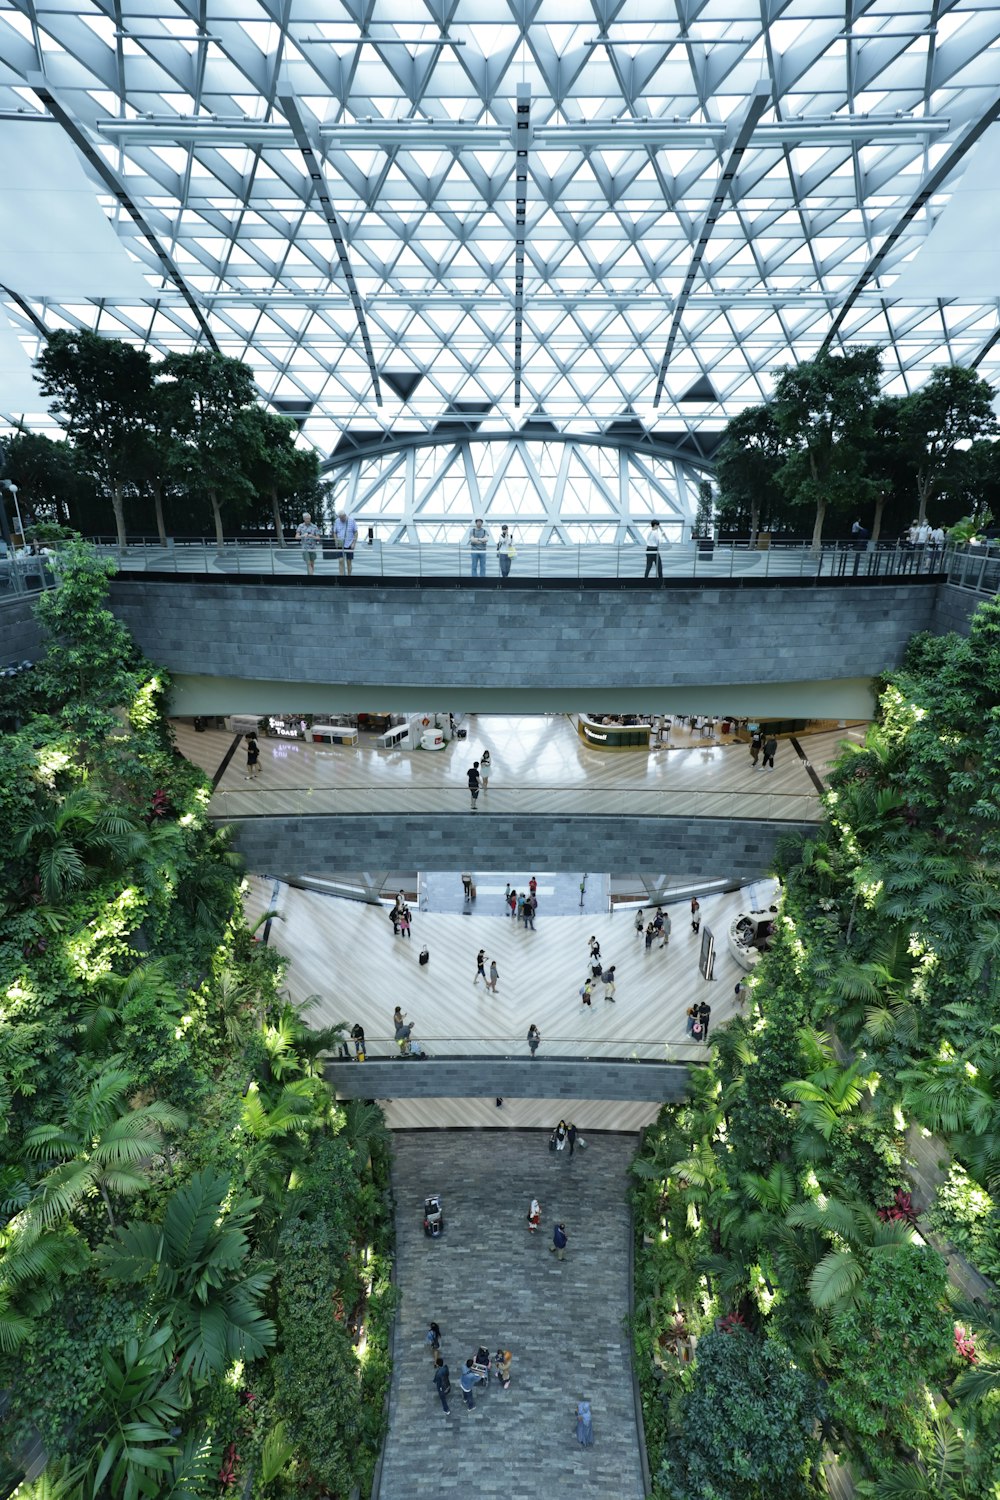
left=378, top=1130, right=645, bottom=1500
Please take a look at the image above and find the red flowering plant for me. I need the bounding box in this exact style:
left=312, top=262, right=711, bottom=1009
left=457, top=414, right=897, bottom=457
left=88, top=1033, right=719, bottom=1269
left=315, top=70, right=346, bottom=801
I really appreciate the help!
left=954, top=1324, right=977, bottom=1364
left=877, top=1189, right=918, bottom=1227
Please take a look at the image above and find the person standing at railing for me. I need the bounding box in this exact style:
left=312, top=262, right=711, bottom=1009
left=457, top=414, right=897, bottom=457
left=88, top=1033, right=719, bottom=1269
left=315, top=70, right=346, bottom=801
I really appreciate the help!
left=333, top=509, right=358, bottom=577
left=527, top=1023, right=541, bottom=1058
left=644, top=519, right=663, bottom=579
left=295, top=511, right=320, bottom=576
left=466, top=516, right=490, bottom=577
left=497, top=524, right=515, bottom=578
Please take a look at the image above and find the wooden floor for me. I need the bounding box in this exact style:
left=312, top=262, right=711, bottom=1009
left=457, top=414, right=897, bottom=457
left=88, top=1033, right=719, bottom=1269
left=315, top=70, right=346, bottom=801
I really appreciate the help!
left=175, top=715, right=861, bottom=822
left=245, top=872, right=778, bottom=1132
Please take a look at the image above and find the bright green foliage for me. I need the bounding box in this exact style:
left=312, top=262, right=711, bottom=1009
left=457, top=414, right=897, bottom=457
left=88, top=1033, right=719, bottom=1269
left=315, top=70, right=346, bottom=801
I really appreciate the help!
left=826, top=1245, right=952, bottom=1466
left=99, top=1171, right=276, bottom=1379
left=632, top=593, right=1000, bottom=1497
left=0, top=541, right=393, bottom=1498
left=657, top=1330, right=820, bottom=1500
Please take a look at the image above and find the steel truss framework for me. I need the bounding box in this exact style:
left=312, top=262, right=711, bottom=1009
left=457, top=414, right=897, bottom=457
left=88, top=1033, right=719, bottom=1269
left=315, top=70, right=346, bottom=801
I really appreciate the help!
left=2, top=0, right=1000, bottom=483
left=326, top=435, right=707, bottom=543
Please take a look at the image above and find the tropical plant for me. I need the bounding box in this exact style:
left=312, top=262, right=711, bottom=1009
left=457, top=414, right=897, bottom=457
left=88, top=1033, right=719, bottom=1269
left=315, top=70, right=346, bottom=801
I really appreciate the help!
left=22, top=1063, right=185, bottom=1228
left=98, top=1169, right=275, bottom=1379
left=785, top=1194, right=915, bottom=1312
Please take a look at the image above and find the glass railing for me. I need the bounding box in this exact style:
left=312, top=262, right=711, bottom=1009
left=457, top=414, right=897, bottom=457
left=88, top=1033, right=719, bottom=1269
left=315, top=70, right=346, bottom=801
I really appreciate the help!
left=0, top=558, right=61, bottom=598
left=323, top=1033, right=716, bottom=1064
left=942, top=544, right=1000, bottom=596
left=85, top=535, right=951, bottom=583
left=211, top=783, right=821, bottom=822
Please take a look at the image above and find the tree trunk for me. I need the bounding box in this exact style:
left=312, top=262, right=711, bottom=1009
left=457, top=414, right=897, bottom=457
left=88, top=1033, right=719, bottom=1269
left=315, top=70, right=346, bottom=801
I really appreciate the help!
left=871, top=494, right=887, bottom=545
left=810, top=496, right=827, bottom=552
left=271, top=485, right=285, bottom=545
left=151, top=479, right=167, bottom=547
left=99, top=1181, right=117, bottom=1228
left=750, top=499, right=760, bottom=547
left=112, top=482, right=127, bottom=550
left=210, top=488, right=225, bottom=553
left=916, top=477, right=931, bottom=524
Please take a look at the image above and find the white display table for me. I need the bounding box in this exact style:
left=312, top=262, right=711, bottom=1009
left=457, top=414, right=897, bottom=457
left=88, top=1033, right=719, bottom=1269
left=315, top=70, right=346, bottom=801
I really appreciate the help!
left=312, top=723, right=359, bottom=746
left=728, top=911, right=773, bottom=970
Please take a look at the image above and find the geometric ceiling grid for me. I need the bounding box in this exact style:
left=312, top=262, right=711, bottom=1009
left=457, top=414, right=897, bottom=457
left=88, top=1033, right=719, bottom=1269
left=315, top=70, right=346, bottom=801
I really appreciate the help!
left=2, top=0, right=1000, bottom=457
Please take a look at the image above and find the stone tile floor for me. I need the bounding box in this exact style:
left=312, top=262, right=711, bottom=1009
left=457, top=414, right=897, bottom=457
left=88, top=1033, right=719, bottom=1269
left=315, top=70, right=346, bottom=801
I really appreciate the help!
left=378, top=1130, right=645, bottom=1499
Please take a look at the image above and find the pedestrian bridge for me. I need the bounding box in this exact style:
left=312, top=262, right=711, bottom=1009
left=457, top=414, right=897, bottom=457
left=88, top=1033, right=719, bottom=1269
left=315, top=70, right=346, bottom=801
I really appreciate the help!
left=324, top=1055, right=693, bottom=1102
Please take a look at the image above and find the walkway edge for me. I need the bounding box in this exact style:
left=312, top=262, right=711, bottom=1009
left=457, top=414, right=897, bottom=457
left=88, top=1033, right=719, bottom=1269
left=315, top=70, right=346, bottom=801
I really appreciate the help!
left=628, top=1129, right=654, bottom=1499
left=369, top=1171, right=399, bottom=1500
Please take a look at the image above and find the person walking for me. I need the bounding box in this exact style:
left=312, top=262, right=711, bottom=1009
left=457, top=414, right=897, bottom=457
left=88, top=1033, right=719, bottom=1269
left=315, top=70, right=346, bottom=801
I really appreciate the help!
left=691, top=898, right=701, bottom=934
left=644, top=922, right=655, bottom=952
left=575, top=1400, right=594, bottom=1446
left=487, top=959, right=500, bottom=994
left=398, top=905, right=412, bottom=939
left=466, top=516, right=490, bottom=577
left=529, top=875, right=537, bottom=899
left=523, top=899, right=535, bottom=930
left=244, top=732, right=260, bottom=780
left=459, top=1360, right=479, bottom=1410
left=467, top=760, right=481, bottom=811
left=494, top=1349, right=512, bottom=1390
left=568, top=1123, right=578, bottom=1156
left=549, top=1222, right=568, bottom=1260
left=497, top=524, right=515, bottom=578
left=295, top=511, right=320, bottom=576
left=508, top=888, right=518, bottom=918
left=634, top=908, right=645, bottom=939
left=516, top=892, right=526, bottom=921
left=601, top=965, right=616, bottom=1003
left=426, top=1322, right=442, bottom=1357
left=527, top=1197, right=541, bottom=1233
left=479, top=749, right=491, bottom=788
left=333, top=508, right=358, bottom=576
left=579, top=978, right=593, bottom=1007
left=474, top=948, right=487, bottom=986
left=433, top=1356, right=451, bottom=1416
left=644, top=519, right=663, bottom=579
left=696, top=1000, right=712, bottom=1041
left=504, top=881, right=511, bottom=913
left=749, top=730, right=763, bottom=769
left=462, top=871, right=473, bottom=900
left=762, top=734, right=778, bottom=771
left=588, top=935, right=601, bottom=961
left=657, top=909, right=672, bottom=949
left=527, top=1023, right=541, bottom=1058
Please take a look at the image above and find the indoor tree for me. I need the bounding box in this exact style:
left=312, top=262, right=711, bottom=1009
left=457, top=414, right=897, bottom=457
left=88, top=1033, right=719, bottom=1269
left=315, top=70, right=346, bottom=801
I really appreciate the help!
left=156, top=351, right=257, bottom=550
left=715, top=403, right=786, bottom=541
left=240, top=407, right=321, bottom=543
left=898, top=364, right=997, bottom=525
left=34, top=330, right=153, bottom=549
left=771, top=345, right=882, bottom=548
left=0, top=430, right=92, bottom=530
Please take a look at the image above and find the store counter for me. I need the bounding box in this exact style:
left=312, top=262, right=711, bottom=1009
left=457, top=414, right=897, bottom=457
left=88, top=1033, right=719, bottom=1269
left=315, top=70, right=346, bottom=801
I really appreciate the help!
left=729, top=910, right=775, bottom=970
left=577, top=714, right=652, bottom=751
left=312, top=722, right=359, bottom=746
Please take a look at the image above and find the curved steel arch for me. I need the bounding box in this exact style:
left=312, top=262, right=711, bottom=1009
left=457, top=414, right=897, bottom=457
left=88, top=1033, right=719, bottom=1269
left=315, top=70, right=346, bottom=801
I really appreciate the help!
left=321, top=428, right=718, bottom=474
left=821, top=94, right=1000, bottom=353
left=29, top=75, right=221, bottom=356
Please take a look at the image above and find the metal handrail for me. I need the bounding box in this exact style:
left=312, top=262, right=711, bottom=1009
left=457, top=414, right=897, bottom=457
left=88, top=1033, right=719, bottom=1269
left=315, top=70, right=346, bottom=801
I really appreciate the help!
left=82, top=534, right=951, bottom=583
left=326, top=1033, right=718, bottom=1063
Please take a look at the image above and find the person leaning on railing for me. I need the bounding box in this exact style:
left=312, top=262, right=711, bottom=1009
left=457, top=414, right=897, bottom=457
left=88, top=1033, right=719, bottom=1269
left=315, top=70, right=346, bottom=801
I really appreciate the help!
left=333, top=509, right=358, bottom=577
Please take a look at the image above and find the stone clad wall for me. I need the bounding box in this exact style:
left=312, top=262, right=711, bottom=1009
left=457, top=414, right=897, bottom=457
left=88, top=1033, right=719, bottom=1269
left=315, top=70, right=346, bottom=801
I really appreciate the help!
left=324, top=1056, right=692, bottom=1101
left=224, top=810, right=812, bottom=881
left=1, top=596, right=45, bottom=665
left=108, top=575, right=935, bottom=692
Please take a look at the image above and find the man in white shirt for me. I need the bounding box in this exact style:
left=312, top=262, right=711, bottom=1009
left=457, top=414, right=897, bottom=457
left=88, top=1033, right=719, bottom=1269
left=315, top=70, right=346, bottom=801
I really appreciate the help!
left=466, top=517, right=490, bottom=577
left=915, top=520, right=931, bottom=546
left=333, top=509, right=358, bottom=576
left=295, top=511, right=320, bottom=575
left=644, top=520, right=663, bottom=579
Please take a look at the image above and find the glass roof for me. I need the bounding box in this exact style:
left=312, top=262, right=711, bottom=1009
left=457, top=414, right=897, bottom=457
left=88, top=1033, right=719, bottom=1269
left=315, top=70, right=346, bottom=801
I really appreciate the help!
left=2, top=0, right=1000, bottom=458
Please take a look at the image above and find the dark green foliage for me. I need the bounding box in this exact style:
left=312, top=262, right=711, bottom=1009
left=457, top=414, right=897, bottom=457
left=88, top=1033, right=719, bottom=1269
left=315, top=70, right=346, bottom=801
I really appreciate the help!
left=657, top=1331, right=820, bottom=1500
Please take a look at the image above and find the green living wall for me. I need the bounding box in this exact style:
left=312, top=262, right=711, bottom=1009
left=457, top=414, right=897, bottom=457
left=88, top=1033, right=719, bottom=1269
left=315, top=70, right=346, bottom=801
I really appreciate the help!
left=0, top=544, right=393, bottom=1499
left=632, top=596, right=1000, bottom=1499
